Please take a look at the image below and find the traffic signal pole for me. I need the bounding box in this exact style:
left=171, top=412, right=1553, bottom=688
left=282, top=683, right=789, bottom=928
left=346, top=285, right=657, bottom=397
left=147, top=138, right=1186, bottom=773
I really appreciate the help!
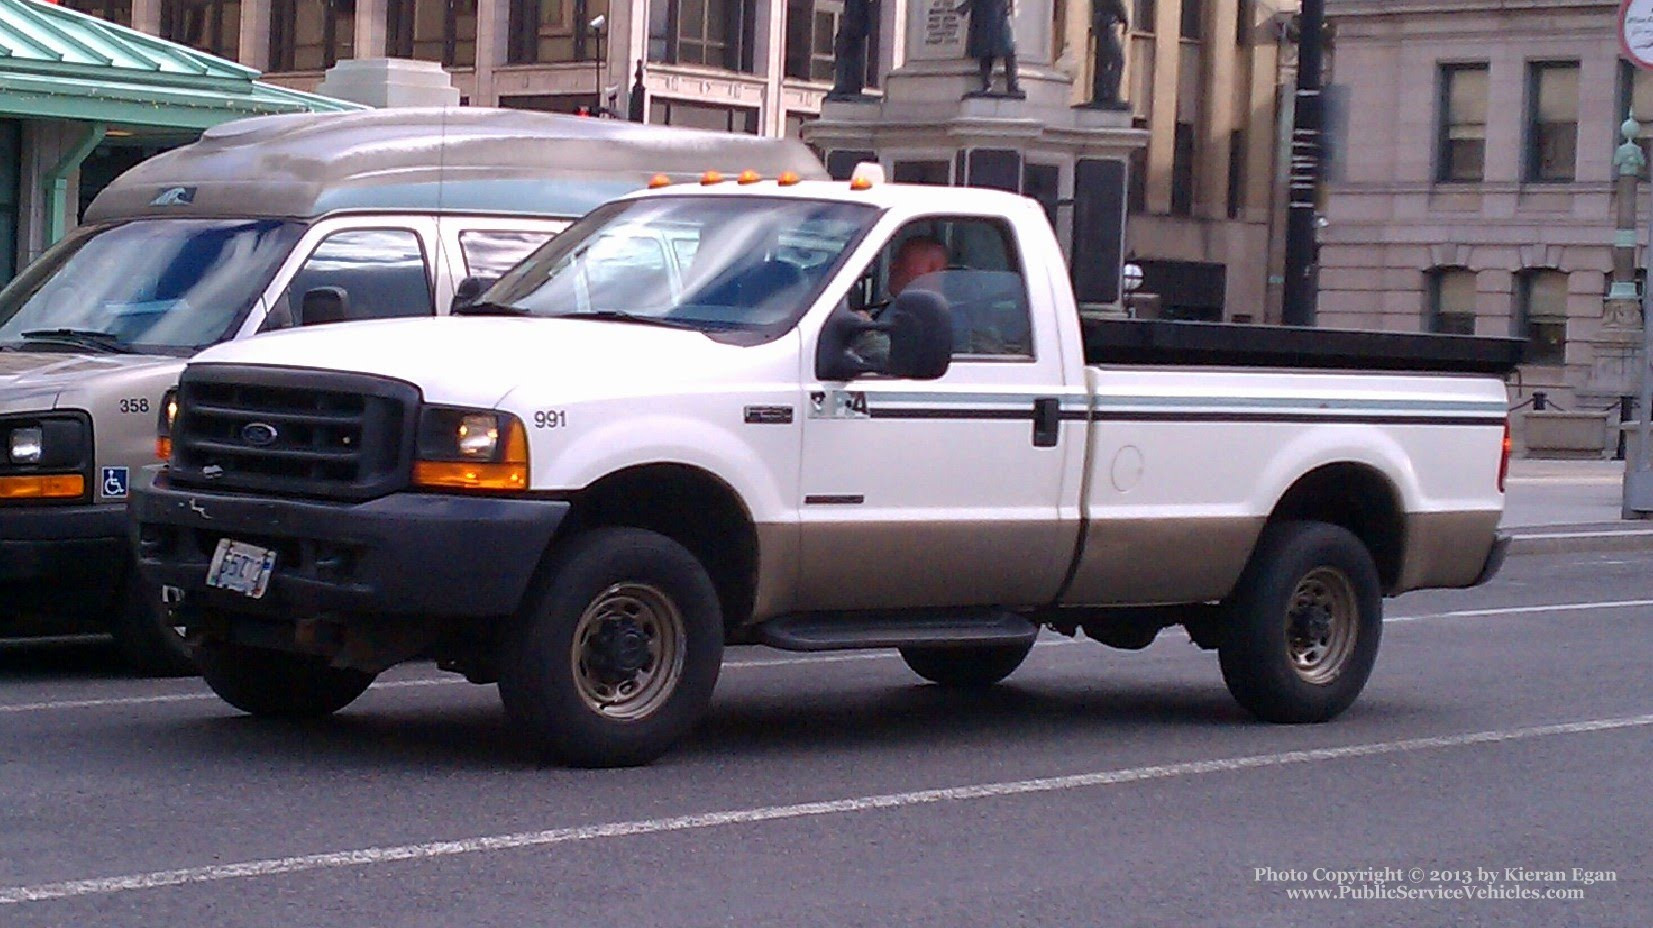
left=1281, top=0, right=1325, bottom=327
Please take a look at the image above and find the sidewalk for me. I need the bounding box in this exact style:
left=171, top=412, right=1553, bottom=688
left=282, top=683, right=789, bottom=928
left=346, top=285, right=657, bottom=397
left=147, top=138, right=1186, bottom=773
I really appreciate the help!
left=1501, top=458, right=1653, bottom=554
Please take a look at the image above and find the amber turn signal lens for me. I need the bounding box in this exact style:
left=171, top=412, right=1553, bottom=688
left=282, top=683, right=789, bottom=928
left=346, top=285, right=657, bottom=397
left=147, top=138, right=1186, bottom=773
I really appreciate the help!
left=156, top=437, right=172, bottom=461
left=648, top=173, right=672, bottom=189
left=0, top=473, right=85, bottom=500
left=413, top=416, right=529, bottom=492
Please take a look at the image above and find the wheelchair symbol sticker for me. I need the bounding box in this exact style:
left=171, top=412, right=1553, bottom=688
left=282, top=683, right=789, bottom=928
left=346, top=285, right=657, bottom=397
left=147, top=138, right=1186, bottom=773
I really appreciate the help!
left=102, top=467, right=130, bottom=500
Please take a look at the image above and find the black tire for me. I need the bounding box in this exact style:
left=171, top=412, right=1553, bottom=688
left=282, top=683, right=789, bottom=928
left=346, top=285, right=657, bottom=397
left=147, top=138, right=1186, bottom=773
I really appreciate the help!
left=899, top=640, right=1034, bottom=688
left=110, top=572, right=197, bottom=677
left=499, top=528, right=724, bottom=768
left=196, top=639, right=375, bottom=718
left=1218, top=520, right=1383, bottom=723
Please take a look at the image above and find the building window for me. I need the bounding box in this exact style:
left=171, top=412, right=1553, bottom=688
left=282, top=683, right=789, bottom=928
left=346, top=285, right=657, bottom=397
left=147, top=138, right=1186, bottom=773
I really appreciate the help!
left=508, top=0, right=609, bottom=64
left=1617, top=60, right=1653, bottom=179
left=1516, top=270, right=1568, bottom=365
left=1180, top=0, right=1201, bottom=40
left=270, top=0, right=355, bottom=71
left=1437, top=63, right=1487, bottom=183
left=649, top=0, right=758, bottom=73
left=1526, top=61, right=1578, bottom=183
left=1427, top=268, right=1477, bottom=335
left=160, top=0, right=241, bottom=59
left=1226, top=129, right=1245, bottom=219
left=63, top=1, right=133, bottom=26
left=649, top=98, right=759, bottom=134
left=785, top=0, right=877, bottom=86
left=387, top=0, right=478, bottom=68
left=1171, top=121, right=1195, bottom=216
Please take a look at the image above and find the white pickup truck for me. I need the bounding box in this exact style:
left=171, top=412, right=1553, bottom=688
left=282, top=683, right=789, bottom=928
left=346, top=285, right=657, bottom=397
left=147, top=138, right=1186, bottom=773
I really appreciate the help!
left=131, top=175, right=1518, bottom=767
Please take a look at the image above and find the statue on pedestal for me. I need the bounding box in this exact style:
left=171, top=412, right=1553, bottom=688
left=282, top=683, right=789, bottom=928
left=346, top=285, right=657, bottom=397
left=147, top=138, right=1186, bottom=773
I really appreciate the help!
left=1087, top=0, right=1130, bottom=109
left=955, top=0, right=1022, bottom=98
left=828, top=0, right=877, bottom=101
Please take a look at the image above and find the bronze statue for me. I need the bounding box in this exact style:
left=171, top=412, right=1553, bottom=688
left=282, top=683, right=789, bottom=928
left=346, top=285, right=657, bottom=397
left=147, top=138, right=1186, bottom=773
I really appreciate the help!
left=955, top=0, right=1022, bottom=98
left=1089, top=0, right=1130, bottom=109
left=828, top=0, right=876, bottom=101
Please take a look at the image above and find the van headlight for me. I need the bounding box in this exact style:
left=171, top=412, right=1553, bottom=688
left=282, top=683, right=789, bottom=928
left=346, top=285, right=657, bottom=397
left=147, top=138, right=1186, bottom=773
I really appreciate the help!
left=413, top=406, right=529, bottom=492
left=8, top=427, right=42, bottom=464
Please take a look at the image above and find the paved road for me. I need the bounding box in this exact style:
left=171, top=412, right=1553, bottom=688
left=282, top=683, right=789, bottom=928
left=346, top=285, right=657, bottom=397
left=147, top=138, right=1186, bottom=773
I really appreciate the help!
left=2, top=548, right=1649, bottom=927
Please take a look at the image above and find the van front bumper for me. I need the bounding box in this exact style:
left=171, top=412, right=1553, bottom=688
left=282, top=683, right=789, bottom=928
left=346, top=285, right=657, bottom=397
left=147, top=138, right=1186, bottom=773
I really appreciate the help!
left=0, top=505, right=127, bottom=618
left=129, top=477, right=569, bottom=621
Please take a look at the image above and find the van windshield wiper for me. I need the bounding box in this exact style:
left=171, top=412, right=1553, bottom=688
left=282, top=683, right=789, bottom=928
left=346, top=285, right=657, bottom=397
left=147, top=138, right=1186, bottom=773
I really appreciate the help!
left=451, top=300, right=531, bottom=317
left=547, top=310, right=701, bottom=331
left=19, top=328, right=136, bottom=353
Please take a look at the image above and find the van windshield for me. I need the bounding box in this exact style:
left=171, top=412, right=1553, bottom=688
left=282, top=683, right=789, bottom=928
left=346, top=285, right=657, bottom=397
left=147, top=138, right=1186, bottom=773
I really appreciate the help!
left=0, top=218, right=303, bottom=355
left=479, top=196, right=876, bottom=337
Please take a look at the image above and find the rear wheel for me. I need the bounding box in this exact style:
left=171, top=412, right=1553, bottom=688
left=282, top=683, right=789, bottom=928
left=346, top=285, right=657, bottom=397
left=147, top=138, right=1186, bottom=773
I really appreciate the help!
left=499, top=528, right=724, bottom=768
left=1218, top=521, right=1382, bottom=723
left=196, top=639, right=375, bottom=718
left=110, top=572, right=196, bottom=677
left=899, top=640, right=1034, bottom=688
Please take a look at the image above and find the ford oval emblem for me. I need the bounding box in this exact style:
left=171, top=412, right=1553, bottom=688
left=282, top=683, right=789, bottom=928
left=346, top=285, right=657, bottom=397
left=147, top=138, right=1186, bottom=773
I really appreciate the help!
left=241, top=422, right=279, bottom=447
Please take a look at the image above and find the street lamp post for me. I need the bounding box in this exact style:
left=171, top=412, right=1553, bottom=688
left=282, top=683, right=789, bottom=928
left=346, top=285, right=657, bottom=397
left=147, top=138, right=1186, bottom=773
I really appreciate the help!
left=589, top=14, right=608, bottom=115
left=1281, top=0, right=1325, bottom=327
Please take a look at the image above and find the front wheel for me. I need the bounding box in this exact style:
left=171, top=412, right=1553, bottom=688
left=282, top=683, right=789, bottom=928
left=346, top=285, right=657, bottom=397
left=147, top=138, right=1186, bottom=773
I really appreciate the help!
left=196, top=639, right=375, bottom=718
left=1218, top=521, right=1382, bottom=723
left=499, top=528, right=724, bottom=768
left=899, top=640, right=1034, bottom=688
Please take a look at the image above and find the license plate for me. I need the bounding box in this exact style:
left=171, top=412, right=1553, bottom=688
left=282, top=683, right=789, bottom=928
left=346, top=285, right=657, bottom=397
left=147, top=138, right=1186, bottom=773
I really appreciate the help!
left=205, top=539, right=277, bottom=599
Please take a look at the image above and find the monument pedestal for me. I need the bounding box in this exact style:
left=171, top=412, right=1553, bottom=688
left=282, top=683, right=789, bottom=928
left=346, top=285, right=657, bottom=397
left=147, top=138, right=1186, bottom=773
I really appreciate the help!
left=802, top=0, right=1147, bottom=314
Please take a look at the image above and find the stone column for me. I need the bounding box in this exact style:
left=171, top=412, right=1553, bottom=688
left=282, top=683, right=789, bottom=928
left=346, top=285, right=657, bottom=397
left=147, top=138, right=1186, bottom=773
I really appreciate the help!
left=131, top=0, right=161, bottom=36
left=240, top=0, right=271, bottom=71
left=356, top=0, right=391, bottom=59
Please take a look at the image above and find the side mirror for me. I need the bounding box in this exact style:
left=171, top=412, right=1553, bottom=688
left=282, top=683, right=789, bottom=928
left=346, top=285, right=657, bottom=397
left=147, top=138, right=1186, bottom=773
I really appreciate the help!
left=451, top=277, right=485, bottom=312
left=300, top=286, right=350, bottom=326
left=882, top=289, right=954, bottom=380
left=813, top=290, right=954, bottom=382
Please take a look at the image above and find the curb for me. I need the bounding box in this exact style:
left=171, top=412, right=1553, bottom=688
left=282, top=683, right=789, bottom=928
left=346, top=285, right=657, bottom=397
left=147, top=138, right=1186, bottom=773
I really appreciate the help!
left=1506, top=526, right=1653, bottom=556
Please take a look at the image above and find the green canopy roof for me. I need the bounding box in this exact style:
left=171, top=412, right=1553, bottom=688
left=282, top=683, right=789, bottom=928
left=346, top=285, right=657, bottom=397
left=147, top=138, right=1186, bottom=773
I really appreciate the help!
left=0, top=0, right=363, bottom=129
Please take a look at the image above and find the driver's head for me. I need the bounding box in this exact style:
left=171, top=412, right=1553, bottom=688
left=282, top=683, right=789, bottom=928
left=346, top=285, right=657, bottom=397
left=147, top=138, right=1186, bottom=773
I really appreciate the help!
left=889, top=236, right=948, bottom=297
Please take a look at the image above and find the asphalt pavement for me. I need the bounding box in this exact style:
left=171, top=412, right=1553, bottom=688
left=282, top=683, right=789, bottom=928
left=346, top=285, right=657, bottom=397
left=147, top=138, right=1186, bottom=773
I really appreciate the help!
left=1, top=465, right=1649, bottom=927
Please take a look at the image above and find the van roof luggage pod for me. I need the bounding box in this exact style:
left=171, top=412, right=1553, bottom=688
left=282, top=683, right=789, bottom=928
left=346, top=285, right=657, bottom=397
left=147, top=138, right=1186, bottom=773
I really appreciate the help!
left=86, top=107, right=829, bottom=223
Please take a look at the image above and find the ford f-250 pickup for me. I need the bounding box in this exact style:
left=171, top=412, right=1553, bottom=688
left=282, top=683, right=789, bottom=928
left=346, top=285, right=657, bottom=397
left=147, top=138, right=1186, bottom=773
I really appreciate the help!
left=130, top=173, right=1519, bottom=767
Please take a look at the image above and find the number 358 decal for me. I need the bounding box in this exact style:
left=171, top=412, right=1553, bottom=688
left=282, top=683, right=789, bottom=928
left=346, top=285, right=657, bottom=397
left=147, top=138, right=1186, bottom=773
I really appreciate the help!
left=533, top=410, right=567, bottom=429
left=118, top=398, right=151, bottom=414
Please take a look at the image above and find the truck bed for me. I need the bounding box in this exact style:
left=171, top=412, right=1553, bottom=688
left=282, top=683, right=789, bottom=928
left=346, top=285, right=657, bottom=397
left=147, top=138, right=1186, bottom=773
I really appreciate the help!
left=1081, top=318, right=1526, bottom=375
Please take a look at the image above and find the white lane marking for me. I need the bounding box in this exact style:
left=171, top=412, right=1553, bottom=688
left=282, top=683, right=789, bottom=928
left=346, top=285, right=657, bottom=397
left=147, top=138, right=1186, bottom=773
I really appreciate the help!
left=2, top=712, right=1649, bottom=906
left=5, top=599, right=1652, bottom=716
left=1509, top=529, right=1653, bottom=540
left=1385, top=598, right=1653, bottom=623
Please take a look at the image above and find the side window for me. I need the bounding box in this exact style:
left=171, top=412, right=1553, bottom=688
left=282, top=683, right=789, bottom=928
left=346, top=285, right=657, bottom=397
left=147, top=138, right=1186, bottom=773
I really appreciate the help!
left=287, top=229, right=432, bottom=323
left=458, top=230, right=557, bottom=284
left=883, top=218, right=1032, bottom=359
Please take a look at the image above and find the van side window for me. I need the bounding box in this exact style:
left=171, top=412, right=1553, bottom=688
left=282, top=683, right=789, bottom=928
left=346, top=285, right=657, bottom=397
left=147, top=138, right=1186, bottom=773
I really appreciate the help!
left=882, top=218, right=1033, bottom=359
left=458, top=230, right=556, bottom=283
left=287, top=229, right=433, bottom=323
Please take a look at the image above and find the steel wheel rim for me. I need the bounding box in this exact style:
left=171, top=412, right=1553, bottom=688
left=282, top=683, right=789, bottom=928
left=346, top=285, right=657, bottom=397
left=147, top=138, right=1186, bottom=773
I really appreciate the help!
left=570, top=582, right=686, bottom=720
left=1285, top=566, right=1358, bottom=685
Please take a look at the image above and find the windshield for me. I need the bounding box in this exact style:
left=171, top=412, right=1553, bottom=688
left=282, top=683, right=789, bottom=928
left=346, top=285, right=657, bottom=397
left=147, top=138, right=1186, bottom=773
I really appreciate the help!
left=482, top=196, right=877, bottom=336
left=0, top=218, right=304, bottom=354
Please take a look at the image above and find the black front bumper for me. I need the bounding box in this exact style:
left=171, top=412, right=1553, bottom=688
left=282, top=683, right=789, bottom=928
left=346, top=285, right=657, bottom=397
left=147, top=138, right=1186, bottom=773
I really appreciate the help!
left=1, top=505, right=129, bottom=623
left=129, top=476, right=569, bottom=620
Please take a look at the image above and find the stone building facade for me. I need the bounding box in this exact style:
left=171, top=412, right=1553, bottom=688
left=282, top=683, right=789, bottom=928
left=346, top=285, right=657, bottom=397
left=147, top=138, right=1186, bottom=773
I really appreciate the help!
left=1321, top=0, right=1646, bottom=414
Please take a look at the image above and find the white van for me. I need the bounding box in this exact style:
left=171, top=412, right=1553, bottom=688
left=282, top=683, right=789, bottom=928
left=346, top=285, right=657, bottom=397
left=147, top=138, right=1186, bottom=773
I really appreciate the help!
left=0, top=107, right=825, bottom=673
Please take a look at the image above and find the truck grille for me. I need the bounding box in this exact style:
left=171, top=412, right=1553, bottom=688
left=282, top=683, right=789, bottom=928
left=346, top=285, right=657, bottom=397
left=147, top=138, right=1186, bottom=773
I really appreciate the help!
left=170, top=366, right=419, bottom=501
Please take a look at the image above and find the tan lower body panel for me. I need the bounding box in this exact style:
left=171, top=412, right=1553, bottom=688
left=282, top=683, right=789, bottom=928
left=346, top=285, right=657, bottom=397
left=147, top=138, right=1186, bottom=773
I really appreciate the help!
left=1395, top=509, right=1501, bottom=592
left=751, top=521, right=801, bottom=622
left=788, top=519, right=1078, bottom=613
left=1059, top=516, right=1265, bottom=607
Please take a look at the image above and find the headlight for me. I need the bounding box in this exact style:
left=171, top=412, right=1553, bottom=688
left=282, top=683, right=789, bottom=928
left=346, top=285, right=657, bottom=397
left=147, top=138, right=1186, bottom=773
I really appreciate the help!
left=413, top=406, right=529, bottom=492
left=156, top=388, right=179, bottom=461
left=8, top=427, right=42, bottom=464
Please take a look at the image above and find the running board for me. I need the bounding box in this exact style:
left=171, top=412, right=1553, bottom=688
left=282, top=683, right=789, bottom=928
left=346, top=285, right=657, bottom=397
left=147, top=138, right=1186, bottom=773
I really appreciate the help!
left=757, top=609, right=1038, bottom=652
